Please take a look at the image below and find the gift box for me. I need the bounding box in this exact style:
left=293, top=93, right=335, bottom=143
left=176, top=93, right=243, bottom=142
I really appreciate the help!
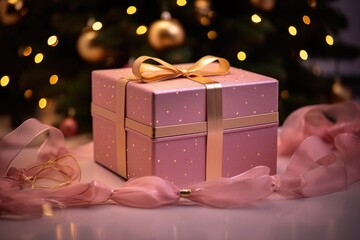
left=91, top=56, right=278, bottom=187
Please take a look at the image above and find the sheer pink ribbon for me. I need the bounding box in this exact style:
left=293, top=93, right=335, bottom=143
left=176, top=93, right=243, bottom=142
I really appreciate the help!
left=1, top=101, right=360, bottom=217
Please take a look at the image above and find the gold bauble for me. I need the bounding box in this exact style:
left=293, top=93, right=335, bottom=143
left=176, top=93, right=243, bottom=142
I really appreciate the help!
left=148, top=18, right=185, bottom=50
left=76, top=29, right=107, bottom=63
left=0, top=0, right=27, bottom=25
left=250, top=0, right=275, bottom=11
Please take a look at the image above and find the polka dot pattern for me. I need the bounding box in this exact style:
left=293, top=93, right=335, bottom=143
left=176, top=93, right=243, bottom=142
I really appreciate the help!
left=92, top=66, right=278, bottom=187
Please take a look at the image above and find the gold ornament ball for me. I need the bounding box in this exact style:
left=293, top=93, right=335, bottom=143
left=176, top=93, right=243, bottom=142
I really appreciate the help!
left=0, top=0, right=27, bottom=25
left=148, top=19, right=185, bottom=50
left=77, top=29, right=107, bottom=63
left=250, top=0, right=275, bottom=11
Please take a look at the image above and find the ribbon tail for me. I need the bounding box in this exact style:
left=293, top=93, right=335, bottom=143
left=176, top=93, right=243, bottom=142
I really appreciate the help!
left=0, top=181, right=112, bottom=218
left=0, top=189, right=49, bottom=218
left=111, top=176, right=180, bottom=208
left=277, top=136, right=348, bottom=198
left=186, top=166, right=273, bottom=208
left=334, top=133, right=360, bottom=185
left=45, top=181, right=112, bottom=206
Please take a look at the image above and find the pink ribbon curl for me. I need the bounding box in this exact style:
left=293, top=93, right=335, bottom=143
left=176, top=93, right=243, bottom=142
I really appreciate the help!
left=1, top=101, right=360, bottom=218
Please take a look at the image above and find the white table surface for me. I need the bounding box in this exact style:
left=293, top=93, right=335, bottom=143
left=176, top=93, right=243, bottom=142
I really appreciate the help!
left=1, top=140, right=360, bottom=240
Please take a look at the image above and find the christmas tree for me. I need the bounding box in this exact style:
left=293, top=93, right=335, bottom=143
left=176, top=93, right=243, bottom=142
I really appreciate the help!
left=0, top=0, right=359, bottom=134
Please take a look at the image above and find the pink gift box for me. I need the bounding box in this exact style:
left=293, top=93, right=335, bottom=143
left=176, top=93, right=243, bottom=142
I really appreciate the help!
left=91, top=64, right=278, bottom=187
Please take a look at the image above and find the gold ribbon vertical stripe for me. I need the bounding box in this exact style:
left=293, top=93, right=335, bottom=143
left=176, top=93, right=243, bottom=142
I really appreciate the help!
left=204, top=82, right=223, bottom=180
left=115, top=78, right=131, bottom=178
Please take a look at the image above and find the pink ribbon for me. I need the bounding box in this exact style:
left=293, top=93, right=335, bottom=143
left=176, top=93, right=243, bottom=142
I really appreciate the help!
left=1, top=101, right=360, bottom=218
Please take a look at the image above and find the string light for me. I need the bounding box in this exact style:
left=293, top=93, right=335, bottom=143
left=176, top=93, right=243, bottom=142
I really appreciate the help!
left=92, top=21, right=102, bottom=31
left=288, top=26, right=297, bottom=36
left=237, top=51, right=246, bottom=61
left=34, top=53, right=44, bottom=63
left=49, top=74, right=59, bottom=85
left=308, top=0, right=317, bottom=8
left=19, top=46, right=32, bottom=56
left=207, top=30, right=217, bottom=40
left=281, top=90, right=290, bottom=99
left=136, top=25, right=147, bottom=35
left=24, top=89, right=33, bottom=99
left=251, top=14, right=261, bottom=23
left=126, top=6, right=137, bottom=15
left=200, top=17, right=211, bottom=26
left=0, top=75, right=10, bottom=87
left=176, top=0, right=187, bottom=7
left=299, top=50, right=308, bottom=60
left=325, top=35, right=334, bottom=45
left=47, top=35, right=58, bottom=47
left=38, top=98, right=47, bottom=109
left=302, top=15, right=311, bottom=25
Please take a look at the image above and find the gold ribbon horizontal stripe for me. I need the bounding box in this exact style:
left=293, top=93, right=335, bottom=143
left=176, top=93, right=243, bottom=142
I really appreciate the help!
left=125, top=118, right=207, bottom=138
left=92, top=103, right=278, bottom=138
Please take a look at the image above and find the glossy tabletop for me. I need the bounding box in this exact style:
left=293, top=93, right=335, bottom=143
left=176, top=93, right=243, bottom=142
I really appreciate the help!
left=1, top=140, right=360, bottom=240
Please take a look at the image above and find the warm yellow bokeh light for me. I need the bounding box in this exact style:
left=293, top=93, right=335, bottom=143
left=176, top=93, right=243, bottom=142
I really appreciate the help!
left=136, top=25, right=147, bottom=35
left=127, top=6, right=137, bottom=15
left=92, top=21, right=103, bottom=31
left=177, top=0, right=187, bottom=7
left=288, top=26, right=297, bottom=36
left=38, top=98, right=47, bottom=109
left=237, top=51, right=247, bottom=61
left=24, top=89, right=33, bottom=99
left=49, top=74, right=59, bottom=85
left=207, top=30, right=217, bottom=40
left=34, top=53, right=44, bottom=63
left=299, top=50, right=308, bottom=60
left=326, top=35, right=334, bottom=45
left=0, top=75, right=10, bottom=87
left=303, top=15, right=311, bottom=25
left=251, top=14, right=261, bottom=23
left=47, top=35, right=58, bottom=46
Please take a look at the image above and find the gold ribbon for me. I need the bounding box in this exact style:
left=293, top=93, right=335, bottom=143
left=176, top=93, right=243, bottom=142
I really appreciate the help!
left=130, top=55, right=230, bottom=180
left=132, top=55, right=230, bottom=83
left=6, top=154, right=81, bottom=189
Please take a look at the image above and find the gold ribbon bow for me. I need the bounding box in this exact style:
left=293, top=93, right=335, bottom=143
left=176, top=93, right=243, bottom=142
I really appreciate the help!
left=132, top=55, right=230, bottom=83
left=130, top=55, right=230, bottom=180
